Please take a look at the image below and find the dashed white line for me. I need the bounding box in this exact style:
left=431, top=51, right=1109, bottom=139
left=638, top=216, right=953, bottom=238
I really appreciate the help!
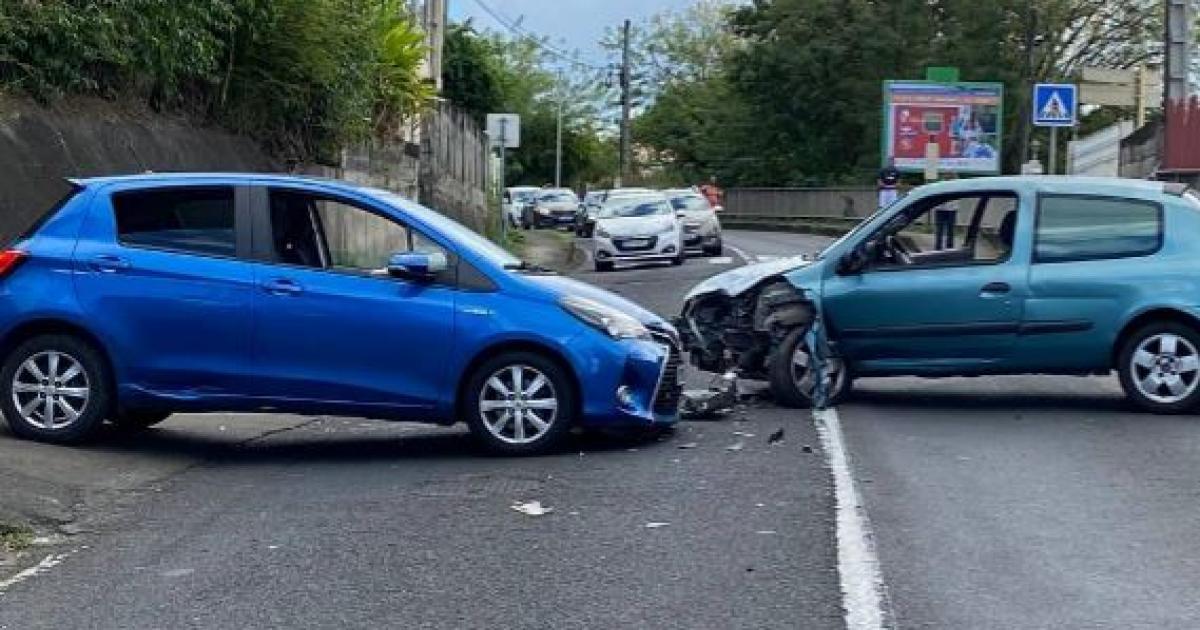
left=0, top=553, right=68, bottom=595
left=813, top=406, right=889, bottom=630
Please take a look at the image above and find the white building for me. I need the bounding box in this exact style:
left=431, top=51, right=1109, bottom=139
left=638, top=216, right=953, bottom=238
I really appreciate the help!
left=1068, top=122, right=1135, bottom=177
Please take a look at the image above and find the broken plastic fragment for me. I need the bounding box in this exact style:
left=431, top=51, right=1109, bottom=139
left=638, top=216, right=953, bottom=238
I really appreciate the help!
left=645, top=522, right=670, bottom=529
left=726, top=441, right=745, bottom=452
left=511, top=501, right=553, bottom=516
left=677, top=442, right=699, bottom=449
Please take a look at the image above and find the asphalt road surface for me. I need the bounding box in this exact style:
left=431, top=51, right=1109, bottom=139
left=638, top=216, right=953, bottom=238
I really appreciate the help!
left=6, top=229, right=1196, bottom=630
left=0, top=231, right=842, bottom=630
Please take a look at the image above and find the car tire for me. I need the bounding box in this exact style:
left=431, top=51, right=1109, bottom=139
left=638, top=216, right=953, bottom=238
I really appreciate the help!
left=110, top=410, right=172, bottom=430
left=767, top=327, right=851, bottom=409
left=594, top=260, right=614, bottom=272
left=0, top=334, right=112, bottom=444
left=671, top=253, right=685, bottom=266
left=1117, top=321, right=1200, bottom=414
left=704, top=242, right=723, bottom=257
left=463, top=351, right=576, bottom=455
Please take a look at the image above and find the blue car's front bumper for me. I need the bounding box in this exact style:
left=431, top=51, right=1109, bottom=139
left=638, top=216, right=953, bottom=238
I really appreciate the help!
left=565, top=331, right=681, bottom=428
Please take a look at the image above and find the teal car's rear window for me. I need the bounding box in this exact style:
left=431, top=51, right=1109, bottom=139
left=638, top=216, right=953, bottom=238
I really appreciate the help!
left=1035, top=195, right=1161, bottom=263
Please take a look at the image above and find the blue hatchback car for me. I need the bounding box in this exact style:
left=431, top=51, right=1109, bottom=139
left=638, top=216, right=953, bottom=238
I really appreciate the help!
left=0, top=174, right=681, bottom=454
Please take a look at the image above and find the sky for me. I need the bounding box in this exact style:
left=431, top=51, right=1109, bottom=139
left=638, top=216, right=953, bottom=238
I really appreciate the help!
left=449, top=0, right=706, bottom=67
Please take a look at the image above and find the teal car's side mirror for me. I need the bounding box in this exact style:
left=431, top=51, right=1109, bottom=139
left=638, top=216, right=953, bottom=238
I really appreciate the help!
left=387, top=251, right=448, bottom=281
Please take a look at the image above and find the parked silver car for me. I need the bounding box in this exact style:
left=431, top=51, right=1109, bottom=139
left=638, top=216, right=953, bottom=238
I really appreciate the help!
left=664, top=188, right=723, bottom=256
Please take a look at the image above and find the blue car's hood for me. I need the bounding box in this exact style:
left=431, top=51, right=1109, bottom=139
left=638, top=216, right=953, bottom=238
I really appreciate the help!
left=522, top=274, right=665, bottom=327
left=684, top=255, right=812, bottom=301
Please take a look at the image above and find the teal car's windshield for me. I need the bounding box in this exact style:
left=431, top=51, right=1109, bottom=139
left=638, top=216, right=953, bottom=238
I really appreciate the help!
left=816, top=200, right=898, bottom=259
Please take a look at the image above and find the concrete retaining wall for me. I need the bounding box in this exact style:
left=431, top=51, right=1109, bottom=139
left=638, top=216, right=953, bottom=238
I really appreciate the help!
left=0, top=96, right=276, bottom=241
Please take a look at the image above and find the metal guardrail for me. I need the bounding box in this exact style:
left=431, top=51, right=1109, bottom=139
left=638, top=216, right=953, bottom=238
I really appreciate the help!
left=724, top=187, right=880, bottom=219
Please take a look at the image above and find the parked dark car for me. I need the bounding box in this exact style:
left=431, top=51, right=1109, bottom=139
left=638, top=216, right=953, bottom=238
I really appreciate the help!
left=522, top=189, right=580, bottom=229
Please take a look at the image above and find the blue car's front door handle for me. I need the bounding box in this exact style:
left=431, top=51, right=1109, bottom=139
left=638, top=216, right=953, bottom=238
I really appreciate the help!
left=89, top=254, right=131, bottom=273
left=261, top=278, right=303, bottom=296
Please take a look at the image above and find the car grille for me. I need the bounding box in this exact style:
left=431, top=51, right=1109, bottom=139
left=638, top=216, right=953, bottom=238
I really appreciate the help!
left=651, top=331, right=683, bottom=414
left=614, top=235, right=658, bottom=252
left=684, top=223, right=701, bottom=233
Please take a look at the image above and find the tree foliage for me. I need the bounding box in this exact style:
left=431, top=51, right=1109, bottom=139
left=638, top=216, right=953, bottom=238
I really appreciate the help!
left=442, top=22, right=616, bottom=189
left=0, top=0, right=432, bottom=163
left=631, top=0, right=1162, bottom=186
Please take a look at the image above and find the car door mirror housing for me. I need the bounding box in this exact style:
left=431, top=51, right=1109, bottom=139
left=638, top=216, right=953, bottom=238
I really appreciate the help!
left=837, top=250, right=863, bottom=275
left=387, top=251, right=448, bottom=281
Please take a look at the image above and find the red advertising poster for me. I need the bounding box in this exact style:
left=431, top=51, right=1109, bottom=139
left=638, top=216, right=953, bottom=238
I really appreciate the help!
left=883, top=81, right=1003, bottom=174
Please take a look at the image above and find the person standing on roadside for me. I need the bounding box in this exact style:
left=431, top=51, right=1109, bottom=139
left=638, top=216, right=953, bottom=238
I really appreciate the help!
left=878, top=158, right=901, bottom=209
left=699, top=176, right=724, bottom=210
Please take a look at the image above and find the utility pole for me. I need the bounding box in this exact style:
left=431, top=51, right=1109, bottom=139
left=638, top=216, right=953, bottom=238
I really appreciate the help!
left=555, top=70, right=564, bottom=188
left=618, top=19, right=632, bottom=187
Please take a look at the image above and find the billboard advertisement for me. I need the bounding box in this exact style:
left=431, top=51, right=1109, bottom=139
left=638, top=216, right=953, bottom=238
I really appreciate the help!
left=882, top=81, right=1004, bottom=174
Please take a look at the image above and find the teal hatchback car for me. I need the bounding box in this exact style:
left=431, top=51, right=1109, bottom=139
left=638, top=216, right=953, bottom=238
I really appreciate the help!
left=679, top=177, right=1200, bottom=413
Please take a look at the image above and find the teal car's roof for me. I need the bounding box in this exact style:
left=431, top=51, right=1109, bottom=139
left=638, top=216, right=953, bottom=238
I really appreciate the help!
left=914, top=176, right=1178, bottom=201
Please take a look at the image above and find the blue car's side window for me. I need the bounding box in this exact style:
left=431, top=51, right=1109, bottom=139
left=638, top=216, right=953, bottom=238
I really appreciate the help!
left=113, top=187, right=237, bottom=258
left=264, top=188, right=456, bottom=285
left=1034, top=195, right=1162, bottom=264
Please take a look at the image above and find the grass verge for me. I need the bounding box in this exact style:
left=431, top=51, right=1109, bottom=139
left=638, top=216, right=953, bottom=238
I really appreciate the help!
left=0, top=522, right=34, bottom=552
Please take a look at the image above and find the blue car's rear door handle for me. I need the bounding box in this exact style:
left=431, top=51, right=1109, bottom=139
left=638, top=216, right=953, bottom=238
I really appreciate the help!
left=261, top=278, right=303, bottom=296
left=89, top=255, right=131, bottom=273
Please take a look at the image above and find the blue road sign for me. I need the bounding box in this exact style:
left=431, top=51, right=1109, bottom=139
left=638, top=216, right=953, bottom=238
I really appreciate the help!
left=1033, top=83, right=1077, bottom=127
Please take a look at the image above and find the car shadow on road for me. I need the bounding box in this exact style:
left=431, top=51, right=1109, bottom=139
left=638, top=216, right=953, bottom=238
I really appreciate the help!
left=846, top=387, right=1130, bottom=414
left=0, top=420, right=678, bottom=467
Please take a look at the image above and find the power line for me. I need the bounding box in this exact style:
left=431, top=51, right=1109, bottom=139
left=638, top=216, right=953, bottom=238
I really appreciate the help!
left=469, top=0, right=608, bottom=71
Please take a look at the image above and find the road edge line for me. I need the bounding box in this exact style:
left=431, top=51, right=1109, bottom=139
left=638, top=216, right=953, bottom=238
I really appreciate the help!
left=725, top=243, right=753, bottom=264
left=813, top=406, right=889, bottom=630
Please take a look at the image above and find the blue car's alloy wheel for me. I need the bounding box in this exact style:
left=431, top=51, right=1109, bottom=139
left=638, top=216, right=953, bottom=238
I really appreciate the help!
left=464, top=351, right=575, bottom=455
left=12, top=350, right=90, bottom=430
left=1, top=334, right=111, bottom=443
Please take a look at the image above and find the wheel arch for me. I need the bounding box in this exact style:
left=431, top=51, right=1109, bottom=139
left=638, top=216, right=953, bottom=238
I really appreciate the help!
left=1112, top=307, right=1200, bottom=367
left=0, top=318, right=120, bottom=400
left=453, top=339, right=582, bottom=422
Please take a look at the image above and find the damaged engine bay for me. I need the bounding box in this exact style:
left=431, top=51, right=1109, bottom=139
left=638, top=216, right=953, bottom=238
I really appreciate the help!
left=675, top=258, right=846, bottom=410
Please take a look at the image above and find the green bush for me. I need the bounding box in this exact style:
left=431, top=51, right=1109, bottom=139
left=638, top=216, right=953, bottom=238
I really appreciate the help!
left=0, top=0, right=431, bottom=163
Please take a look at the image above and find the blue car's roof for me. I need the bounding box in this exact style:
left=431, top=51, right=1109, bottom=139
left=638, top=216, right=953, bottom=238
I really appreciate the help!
left=70, top=172, right=353, bottom=189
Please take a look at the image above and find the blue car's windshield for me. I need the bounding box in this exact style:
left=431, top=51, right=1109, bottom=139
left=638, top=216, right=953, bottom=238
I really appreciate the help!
left=373, top=191, right=521, bottom=269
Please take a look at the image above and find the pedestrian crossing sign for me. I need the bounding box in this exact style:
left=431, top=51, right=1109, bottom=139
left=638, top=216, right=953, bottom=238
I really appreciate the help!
left=1033, top=83, right=1077, bottom=127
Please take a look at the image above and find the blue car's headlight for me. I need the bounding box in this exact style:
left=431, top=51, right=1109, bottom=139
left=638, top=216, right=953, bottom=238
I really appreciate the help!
left=560, top=295, right=650, bottom=340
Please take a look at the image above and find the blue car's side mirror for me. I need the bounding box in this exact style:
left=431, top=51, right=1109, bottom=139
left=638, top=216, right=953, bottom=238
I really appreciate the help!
left=387, top=251, right=448, bottom=281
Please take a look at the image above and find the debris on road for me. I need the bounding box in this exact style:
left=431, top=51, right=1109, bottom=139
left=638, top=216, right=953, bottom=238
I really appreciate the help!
left=767, top=429, right=785, bottom=445
left=726, top=441, right=745, bottom=452
left=801, top=444, right=813, bottom=453
left=511, top=501, right=553, bottom=517
left=680, top=372, right=738, bottom=419
left=645, top=522, right=670, bottom=529
left=677, top=442, right=699, bottom=450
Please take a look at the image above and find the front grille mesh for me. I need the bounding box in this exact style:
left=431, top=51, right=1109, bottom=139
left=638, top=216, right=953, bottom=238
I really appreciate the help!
left=651, top=332, right=683, bottom=413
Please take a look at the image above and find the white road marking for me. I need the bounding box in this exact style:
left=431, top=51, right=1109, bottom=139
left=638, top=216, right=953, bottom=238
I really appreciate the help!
left=0, top=553, right=67, bottom=595
left=725, top=243, right=753, bottom=264
left=707, top=256, right=734, bottom=265
left=813, top=406, right=889, bottom=630
left=756, top=254, right=779, bottom=262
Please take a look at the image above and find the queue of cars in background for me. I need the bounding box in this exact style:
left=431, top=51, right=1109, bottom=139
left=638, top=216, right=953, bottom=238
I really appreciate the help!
left=504, top=184, right=724, bottom=272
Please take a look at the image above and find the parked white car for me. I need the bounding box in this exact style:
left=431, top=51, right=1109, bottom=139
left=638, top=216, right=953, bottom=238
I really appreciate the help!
left=664, top=188, right=723, bottom=256
left=503, top=186, right=540, bottom=227
left=591, top=193, right=684, bottom=272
